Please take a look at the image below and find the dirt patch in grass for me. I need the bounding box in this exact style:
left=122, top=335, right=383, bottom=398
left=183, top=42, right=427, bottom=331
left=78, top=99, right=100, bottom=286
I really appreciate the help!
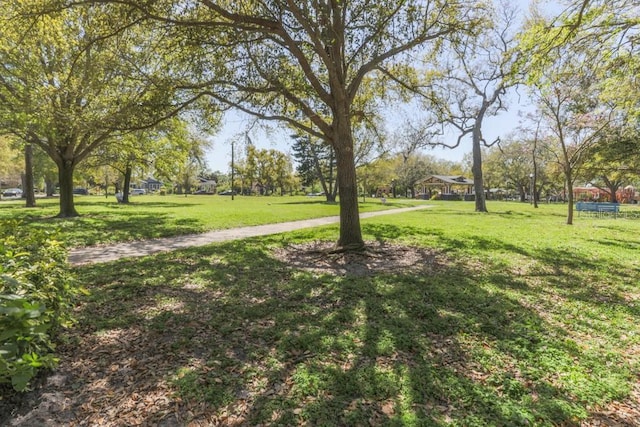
left=272, top=241, right=450, bottom=277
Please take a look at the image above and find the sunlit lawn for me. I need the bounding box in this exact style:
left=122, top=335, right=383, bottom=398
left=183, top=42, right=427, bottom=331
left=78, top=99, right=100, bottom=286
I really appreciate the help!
left=20, top=200, right=637, bottom=426
left=0, top=194, right=418, bottom=247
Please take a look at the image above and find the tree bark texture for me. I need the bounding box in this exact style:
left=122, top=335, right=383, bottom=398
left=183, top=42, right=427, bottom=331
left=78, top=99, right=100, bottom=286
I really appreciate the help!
left=57, top=161, right=78, bottom=218
left=122, top=164, right=132, bottom=204
left=565, top=171, right=574, bottom=225
left=472, top=126, right=488, bottom=212
left=334, top=127, right=364, bottom=251
left=23, top=143, right=36, bottom=207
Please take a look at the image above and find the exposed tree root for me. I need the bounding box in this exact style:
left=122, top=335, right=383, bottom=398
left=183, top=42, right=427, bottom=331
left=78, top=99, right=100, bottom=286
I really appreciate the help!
left=273, top=241, right=449, bottom=277
left=328, top=242, right=368, bottom=254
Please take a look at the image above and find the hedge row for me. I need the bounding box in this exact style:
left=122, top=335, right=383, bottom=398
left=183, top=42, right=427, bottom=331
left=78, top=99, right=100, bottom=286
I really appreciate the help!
left=0, top=221, right=83, bottom=391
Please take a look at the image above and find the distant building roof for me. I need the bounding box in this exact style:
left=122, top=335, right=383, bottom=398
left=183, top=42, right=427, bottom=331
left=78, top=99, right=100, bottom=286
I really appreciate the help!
left=198, top=177, right=217, bottom=184
left=142, top=178, right=162, bottom=184
left=418, top=175, right=474, bottom=185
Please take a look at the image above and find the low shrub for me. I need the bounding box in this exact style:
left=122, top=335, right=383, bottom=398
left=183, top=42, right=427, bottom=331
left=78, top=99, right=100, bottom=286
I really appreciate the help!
left=0, top=221, right=82, bottom=391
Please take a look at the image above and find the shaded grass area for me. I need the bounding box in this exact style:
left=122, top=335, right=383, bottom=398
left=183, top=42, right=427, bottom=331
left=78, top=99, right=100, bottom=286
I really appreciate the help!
left=0, top=195, right=413, bottom=247
left=7, top=201, right=638, bottom=425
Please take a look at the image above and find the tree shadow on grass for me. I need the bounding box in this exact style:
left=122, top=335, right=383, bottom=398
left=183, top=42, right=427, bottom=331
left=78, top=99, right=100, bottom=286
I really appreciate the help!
left=363, top=223, right=532, bottom=259
left=5, top=232, right=638, bottom=426
left=99, top=201, right=204, bottom=209
left=362, top=222, right=445, bottom=243
left=12, top=212, right=206, bottom=247
left=0, top=199, right=199, bottom=216
left=272, top=200, right=339, bottom=206
left=364, top=222, right=638, bottom=305
left=274, top=200, right=409, bottom=209
left=593, top=237, right=640, bottom=252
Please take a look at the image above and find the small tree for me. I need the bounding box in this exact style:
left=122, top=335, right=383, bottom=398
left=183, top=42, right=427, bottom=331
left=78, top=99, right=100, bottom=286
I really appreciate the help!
left=527, top=58, right=612, bottom=223
left=291, top=135, right=337, bottom=201
left=518, top=0, right=636, bottom=221
left=155, top=126, right=211, bottom=196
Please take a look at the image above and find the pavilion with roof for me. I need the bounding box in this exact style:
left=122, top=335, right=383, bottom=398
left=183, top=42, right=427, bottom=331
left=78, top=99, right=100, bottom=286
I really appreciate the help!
left=416, top=175, right=475, bottom=200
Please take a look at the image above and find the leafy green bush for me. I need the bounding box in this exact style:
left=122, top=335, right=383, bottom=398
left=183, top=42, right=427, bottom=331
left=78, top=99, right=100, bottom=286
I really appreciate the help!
left=0, top=220, right=82, bottom=391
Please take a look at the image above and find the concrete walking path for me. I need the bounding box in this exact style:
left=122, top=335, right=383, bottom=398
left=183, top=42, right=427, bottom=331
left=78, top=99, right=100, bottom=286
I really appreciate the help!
left=68, top=205, right=431, bottom=266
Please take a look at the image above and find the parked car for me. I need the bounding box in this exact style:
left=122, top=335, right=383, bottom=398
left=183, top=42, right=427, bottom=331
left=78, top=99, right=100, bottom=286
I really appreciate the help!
left=130, top=188, right=146, bottom=195
left=2, top=188, right=23, bottom=197
left=73, top=188, right=89, bottom=195
left=218, top=190, right=236, bottom=195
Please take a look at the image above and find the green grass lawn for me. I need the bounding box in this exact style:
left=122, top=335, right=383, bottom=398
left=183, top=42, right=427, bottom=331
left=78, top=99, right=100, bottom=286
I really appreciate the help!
left=5, top=200, right=640, bottom=425
left=0, top=194, right=418, bottom=247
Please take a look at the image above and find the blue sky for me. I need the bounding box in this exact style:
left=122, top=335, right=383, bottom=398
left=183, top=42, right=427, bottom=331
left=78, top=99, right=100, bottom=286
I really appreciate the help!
left=204, top=88, right=533, bottom=173
left=204, top=0, right=563, bottom=173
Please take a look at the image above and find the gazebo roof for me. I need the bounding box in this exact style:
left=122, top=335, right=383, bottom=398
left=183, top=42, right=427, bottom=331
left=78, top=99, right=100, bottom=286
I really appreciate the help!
left=418, top=175, right=474, bottom=186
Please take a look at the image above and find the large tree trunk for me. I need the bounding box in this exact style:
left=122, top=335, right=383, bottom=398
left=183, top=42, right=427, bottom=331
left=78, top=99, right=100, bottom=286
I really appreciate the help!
left=334, top=132, right=364, bottom=252
left=23, top=143, right=36, bottom=207
left=57, top=160, right=78, bottom=218
left=122, top=164, right=132, bottom=203
left=471, top=126, right=487, bottom=212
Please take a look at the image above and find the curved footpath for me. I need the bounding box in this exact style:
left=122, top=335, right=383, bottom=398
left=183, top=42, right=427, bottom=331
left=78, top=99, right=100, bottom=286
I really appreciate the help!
left=68, top=205, right=431, bottom=266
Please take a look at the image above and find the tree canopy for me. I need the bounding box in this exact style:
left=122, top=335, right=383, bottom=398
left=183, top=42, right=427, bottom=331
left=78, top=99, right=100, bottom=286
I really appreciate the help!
left=0, top=2, right=202, bottom=216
